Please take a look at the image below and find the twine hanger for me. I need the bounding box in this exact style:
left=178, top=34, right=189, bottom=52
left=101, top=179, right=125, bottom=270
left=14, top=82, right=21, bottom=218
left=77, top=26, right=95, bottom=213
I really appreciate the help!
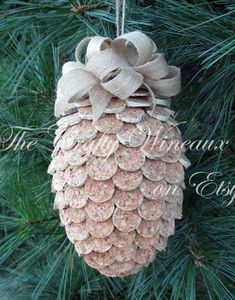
left=116, top=0, right=126, bottom=36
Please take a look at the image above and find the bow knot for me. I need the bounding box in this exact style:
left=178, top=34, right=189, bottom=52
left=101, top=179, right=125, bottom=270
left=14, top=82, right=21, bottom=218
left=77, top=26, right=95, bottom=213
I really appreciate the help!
left=55, top=31, right=181, bottom=120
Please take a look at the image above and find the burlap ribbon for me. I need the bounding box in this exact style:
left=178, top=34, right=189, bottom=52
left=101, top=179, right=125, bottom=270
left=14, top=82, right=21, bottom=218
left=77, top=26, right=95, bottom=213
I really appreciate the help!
left=55, top=31, right=181, bottom=120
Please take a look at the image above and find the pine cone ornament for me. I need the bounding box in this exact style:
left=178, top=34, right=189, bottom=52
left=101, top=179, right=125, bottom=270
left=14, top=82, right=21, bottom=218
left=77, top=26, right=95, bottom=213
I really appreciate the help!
left=48, top=31, right=190, bottom=277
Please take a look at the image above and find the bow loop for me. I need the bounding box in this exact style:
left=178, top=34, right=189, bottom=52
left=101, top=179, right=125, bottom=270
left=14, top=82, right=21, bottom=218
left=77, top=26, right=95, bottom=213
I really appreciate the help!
left=145, top=66, right=181, bottom=97
left=112, top=31, right=157, bottom=66
left=134, top=54, right=169, bottom=80
left=86, top=36, right=112, bottom=60
left=62, top=61, right=84, bottom=76
left=86, top=48, right=129, bottom=80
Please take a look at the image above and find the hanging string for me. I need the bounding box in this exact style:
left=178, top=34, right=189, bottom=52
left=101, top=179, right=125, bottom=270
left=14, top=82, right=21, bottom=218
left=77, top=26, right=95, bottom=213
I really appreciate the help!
left=121, top=0, right=126, bottom=35
left=116, top=0, right=121, bottom=37
left=116, top=0, right=126, bottom=37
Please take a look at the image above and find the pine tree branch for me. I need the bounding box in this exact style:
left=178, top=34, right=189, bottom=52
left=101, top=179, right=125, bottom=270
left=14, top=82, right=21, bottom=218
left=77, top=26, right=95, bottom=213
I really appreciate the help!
left=0, top=0, right=234, bottom=299
left=71, top=3, right=109, bottom=16
left=22, top=217, right=58, bottom=225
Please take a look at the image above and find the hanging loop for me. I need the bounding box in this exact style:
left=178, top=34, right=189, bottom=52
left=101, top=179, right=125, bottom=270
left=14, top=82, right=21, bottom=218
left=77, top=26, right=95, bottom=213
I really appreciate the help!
left=116, top=0, right=126, bottom=37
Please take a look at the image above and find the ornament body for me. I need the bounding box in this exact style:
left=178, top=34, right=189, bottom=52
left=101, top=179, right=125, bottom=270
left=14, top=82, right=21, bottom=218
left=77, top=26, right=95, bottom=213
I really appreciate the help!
left=48, top=31, right=190, bottom=277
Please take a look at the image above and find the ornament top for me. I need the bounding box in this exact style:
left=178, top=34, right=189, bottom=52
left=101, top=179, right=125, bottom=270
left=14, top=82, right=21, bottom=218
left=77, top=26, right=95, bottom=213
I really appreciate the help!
left=55, top=31, right=180, bottom=120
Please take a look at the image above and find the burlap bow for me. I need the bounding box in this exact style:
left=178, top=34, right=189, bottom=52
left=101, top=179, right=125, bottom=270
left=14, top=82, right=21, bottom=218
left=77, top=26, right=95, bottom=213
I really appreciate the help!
left=55, top=31, right=181, bottom=120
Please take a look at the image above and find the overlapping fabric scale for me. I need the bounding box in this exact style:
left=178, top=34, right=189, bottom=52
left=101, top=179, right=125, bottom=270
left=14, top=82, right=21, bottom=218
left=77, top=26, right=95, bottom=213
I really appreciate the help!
left=48, top=31, right=190, bottom=277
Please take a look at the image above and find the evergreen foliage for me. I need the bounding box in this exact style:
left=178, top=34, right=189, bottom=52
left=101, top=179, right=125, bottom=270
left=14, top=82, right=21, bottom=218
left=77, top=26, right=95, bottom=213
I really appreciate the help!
left=0, top=1, right=234, bottom=299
